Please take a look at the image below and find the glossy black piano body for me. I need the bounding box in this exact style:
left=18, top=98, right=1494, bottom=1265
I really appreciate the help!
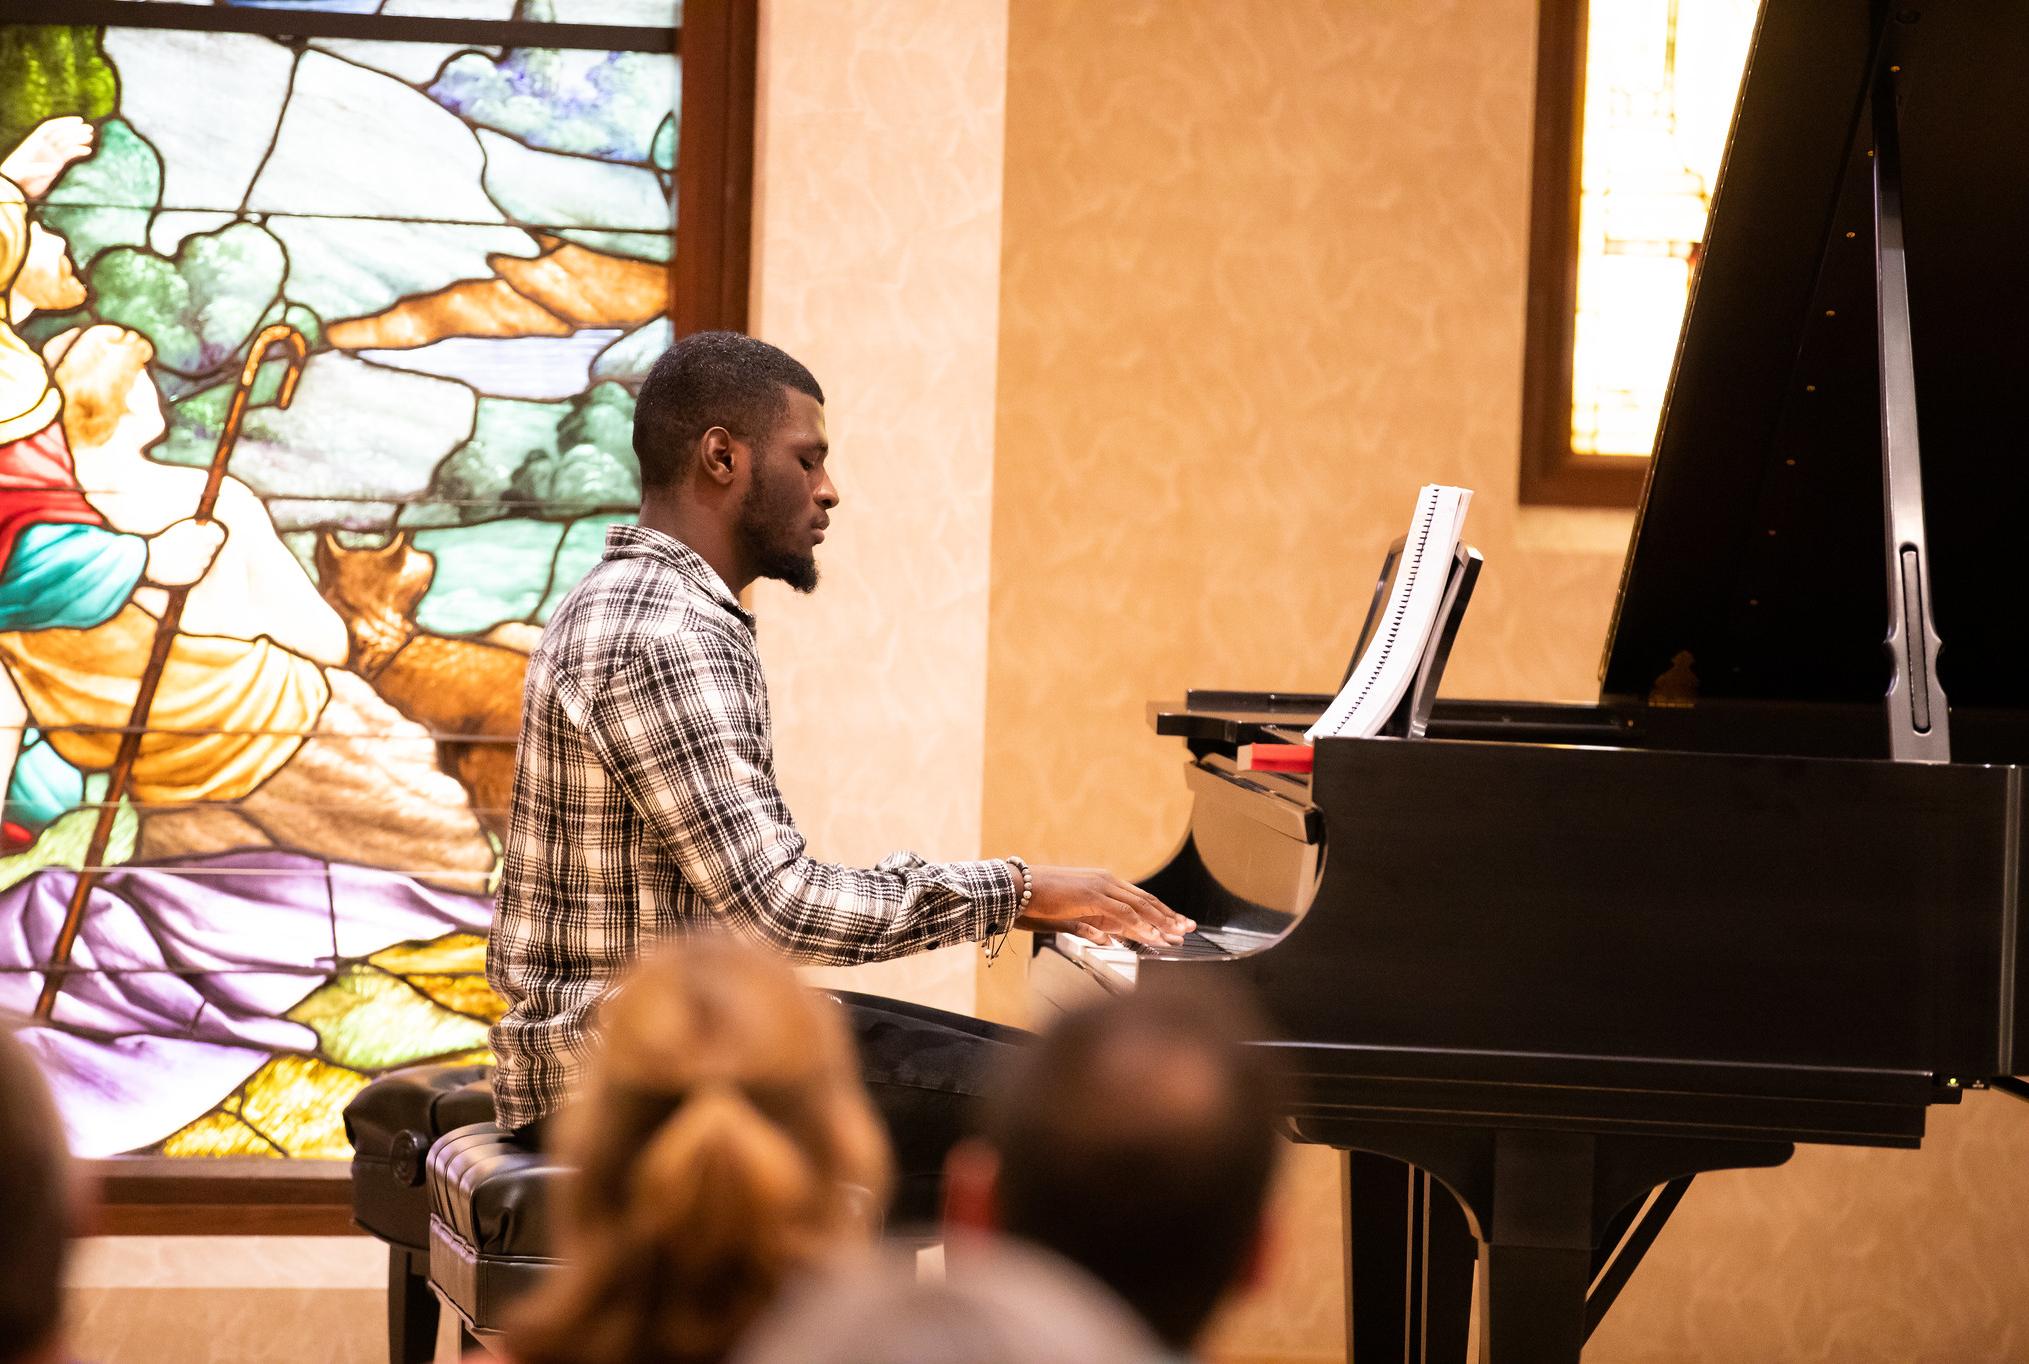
left=1047, top=690, right=2029, bottom=1359
left=1037, top=0, right=2029, bottom=1357
left=1146, top=699, right=2024, bottom=1149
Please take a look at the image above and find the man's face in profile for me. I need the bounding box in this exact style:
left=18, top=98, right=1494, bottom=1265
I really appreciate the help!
left=735, top=388, right=834, bottom=593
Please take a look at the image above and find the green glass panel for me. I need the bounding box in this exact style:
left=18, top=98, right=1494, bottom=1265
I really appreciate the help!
left=287, top=965, right=490, bottom=1073
left=413, top=518, right=568, bottom=635
left=540, top=514, right=629, bottom=622
left=0, top=26, right=115, bottom=153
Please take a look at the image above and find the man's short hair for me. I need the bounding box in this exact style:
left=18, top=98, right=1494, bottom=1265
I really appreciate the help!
left=0, top=1026, right=72, bottom=1364
left=632, top=331, right=824, bottom=490
left=980, top=983, right=1283, bottom=1350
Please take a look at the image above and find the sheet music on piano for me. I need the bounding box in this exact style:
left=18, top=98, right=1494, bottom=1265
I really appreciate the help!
left=1306, top=484, right=1473, bottom=742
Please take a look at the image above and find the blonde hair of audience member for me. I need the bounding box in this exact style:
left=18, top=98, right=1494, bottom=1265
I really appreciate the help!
left=0, top=1025, right=76, bottom=1364
left=730, top=1239, right=1166, bottom=1364
left=509, top=938, right=893, bottom=1364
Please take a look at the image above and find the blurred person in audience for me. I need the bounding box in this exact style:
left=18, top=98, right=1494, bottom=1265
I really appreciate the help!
left=731, top=1238, right=1165, bottom=1364
left=943, top=985, right=1285, bottom=1358
left=506, top=937, right=891, bottom=1364
left=0, top=1021, right=77, bottom=1364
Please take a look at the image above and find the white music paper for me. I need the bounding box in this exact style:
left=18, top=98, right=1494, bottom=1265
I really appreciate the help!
left=1305, top=484, right=1473, bottom=742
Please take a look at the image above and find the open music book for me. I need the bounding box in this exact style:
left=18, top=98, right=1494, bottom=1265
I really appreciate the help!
left=1306, top=484, right=1475, bottom=742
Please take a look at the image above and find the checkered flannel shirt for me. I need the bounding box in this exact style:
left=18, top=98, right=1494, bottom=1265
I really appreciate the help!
left=487, top=523, right=1020, bottom=1130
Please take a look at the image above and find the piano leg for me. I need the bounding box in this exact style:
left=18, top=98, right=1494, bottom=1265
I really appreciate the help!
left=1342, top=1151, right=1475, bottom=1363
left=1420, top=1175, right=1476, bottom=1362
left=1479, top=1241, right=1589, bottom=1361
left=1328, top=1124, right=1792, bottom=1363
left=1471, top=1129, right=1597, bottom=1361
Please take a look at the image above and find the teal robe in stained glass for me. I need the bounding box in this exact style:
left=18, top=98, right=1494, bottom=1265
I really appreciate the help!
left=0, top=522, right=145, bottom=831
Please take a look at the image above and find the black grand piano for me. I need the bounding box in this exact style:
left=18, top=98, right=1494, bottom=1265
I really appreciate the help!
left=1032, top=1, right=2029, bottom=1358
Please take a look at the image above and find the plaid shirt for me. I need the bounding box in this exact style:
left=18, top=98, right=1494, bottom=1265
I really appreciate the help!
left=487, top=524, right=1019, bottom=1129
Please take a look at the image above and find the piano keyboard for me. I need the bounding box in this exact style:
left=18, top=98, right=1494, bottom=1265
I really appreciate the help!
left=1033, top=926, right=1272, bottom=1018
left=1127, top=929, right=1236, bottom=960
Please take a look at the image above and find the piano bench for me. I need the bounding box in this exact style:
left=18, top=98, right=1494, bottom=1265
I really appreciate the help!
left=427, top=1122, right=570, bottom=1341
left=420, top=1121, right=941, bottom=1337
left=342, top=1062, right=499, bottom=1364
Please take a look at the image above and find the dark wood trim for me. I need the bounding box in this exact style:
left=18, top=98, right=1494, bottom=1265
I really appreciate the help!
left=1518, top=0, right=1649, bottom=507
left=671, top=0, right=757, bottom=335
left=89, top=1157, right=358, bottom=1235
left=94, top=1155, right=351, bottom=1197
left=2, top=0, right=676, bottom=52
left=93, top=1204, right=361, bottom=1236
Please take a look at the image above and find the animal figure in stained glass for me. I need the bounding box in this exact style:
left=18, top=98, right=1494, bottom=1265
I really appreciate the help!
left=315, top=532, right=528, bottom=840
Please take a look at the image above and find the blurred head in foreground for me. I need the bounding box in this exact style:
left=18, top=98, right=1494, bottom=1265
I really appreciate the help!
left=509, top=937, right=892, bottom=1364
left=730, top=1239, right=1164, bottom=1364
left=945, top=982, right=1284, bottom=1352
left=0, top=1024, right=75, bottom=1364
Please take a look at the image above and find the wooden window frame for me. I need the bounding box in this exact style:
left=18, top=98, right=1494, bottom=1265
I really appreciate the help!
left=5, top=0, right=756, bottom=1232
left=1518, top=0, right=1648, bottom=507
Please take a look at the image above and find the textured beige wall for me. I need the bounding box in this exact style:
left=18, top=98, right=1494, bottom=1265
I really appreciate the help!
left=985, top=2, right=2029, bottom=1362
left=750, top=0, right=1010, bottom=1012
left=985, top=0, right=1627, bottom=889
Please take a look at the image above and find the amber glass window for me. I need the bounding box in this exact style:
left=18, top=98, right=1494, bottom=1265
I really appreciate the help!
left=1520, top=0, right=1759, bottom=505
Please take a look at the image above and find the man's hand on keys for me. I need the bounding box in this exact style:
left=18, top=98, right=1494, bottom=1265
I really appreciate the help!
left=1014, top=866, right=1194, bottom=948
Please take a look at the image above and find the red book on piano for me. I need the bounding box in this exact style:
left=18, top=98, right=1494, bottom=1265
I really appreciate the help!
left=1236, top=743, right=1314, bottom=775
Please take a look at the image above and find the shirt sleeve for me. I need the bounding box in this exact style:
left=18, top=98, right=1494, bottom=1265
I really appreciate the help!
left=0, top=522, right=145, bottom=631
left=582, top=625, right=1020, bottom=966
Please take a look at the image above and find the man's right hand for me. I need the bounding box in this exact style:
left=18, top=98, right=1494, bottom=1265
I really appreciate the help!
left=1014, top=866, right=1194, bottom=948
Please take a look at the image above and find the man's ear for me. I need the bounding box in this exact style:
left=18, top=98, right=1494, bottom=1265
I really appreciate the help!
left=697, top=425, right=739, bottom=486
left=940, top=1138, right=1002, bottom=1238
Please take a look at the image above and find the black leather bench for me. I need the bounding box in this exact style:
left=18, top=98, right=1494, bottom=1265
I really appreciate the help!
left=348, top=1059, right=935, bottom=1363
left=345, top=1064, right=539, bottom=1363
left=426, top=1122, right=570, bottom=1339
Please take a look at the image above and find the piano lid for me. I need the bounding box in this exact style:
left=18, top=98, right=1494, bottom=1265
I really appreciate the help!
left=1598, top=0, right=2029, bottom=734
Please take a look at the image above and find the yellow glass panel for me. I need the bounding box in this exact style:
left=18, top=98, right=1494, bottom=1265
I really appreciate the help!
left=406, top=973, right=508, bottom=1023
left=1570, top=0, right=1760, bottom=457
left=371, top=931, right=506, bottom=1020
left=160, top=1109, right=283, bottom=1159
left=369, top=931, right=489, bottom=976
left=233, top=1055, right=368, bottom=1159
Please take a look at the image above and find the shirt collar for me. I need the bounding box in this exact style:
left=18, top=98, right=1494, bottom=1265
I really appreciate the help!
left=602, top=523, right=755, bottom=629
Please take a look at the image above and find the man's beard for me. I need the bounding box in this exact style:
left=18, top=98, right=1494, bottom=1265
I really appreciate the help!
left=735, top=468, right=820, bottom=593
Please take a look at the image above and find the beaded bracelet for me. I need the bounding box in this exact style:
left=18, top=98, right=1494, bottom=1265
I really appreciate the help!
left=984, top=856, right=1032, bottom=963
left=1008, top=854, right=1034, bottom=910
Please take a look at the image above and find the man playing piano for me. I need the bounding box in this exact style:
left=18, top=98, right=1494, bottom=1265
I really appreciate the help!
left=486, top=330, right=1191, bottom=1218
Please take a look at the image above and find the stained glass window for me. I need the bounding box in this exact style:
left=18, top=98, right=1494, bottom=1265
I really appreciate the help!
left=1568, top=0, right=1759, bottom=458
left=0, top=16, right=675, bottom=1159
